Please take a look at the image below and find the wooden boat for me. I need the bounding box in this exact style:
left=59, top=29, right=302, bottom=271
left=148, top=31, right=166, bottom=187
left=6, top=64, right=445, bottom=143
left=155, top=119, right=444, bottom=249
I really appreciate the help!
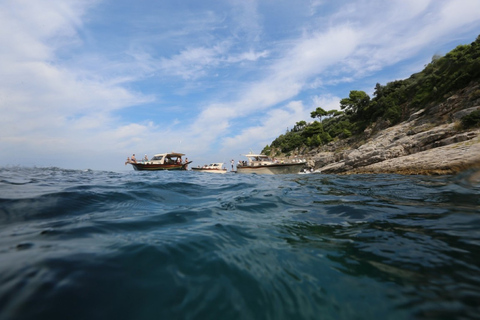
left=191, top=163, right=228, bottom=174
left=236, top=153, right=306, bottom=174
left=126, top=152, right=191, bottom=171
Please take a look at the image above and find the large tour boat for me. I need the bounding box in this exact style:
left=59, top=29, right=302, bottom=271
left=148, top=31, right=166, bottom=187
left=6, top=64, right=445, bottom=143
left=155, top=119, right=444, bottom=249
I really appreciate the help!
left=191, top=163, right=228, bottom=174
left=126, top=152, right=191, bottom=171
left=236, top=153, right=306, bottom=174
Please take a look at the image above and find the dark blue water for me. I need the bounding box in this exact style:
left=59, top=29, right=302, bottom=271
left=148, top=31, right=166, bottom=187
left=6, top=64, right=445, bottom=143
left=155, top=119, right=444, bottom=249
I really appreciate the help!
left=0, top=167, right=479, bottom=320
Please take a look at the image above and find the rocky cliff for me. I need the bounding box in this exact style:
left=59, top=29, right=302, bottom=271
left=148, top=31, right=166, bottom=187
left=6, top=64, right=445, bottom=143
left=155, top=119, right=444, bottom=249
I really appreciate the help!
left=305, top=84, right=480, bottom=175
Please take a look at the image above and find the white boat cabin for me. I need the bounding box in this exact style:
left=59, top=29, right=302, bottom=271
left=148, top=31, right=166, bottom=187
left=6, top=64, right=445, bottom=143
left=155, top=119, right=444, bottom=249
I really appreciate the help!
left=243, top=154, right=275, bottom=166
left=203, top=163, right=224, bottom=169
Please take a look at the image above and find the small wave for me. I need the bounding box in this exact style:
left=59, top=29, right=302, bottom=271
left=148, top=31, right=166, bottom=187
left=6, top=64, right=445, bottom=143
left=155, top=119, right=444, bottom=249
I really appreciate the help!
left=0, top=167, right=479, bottom=319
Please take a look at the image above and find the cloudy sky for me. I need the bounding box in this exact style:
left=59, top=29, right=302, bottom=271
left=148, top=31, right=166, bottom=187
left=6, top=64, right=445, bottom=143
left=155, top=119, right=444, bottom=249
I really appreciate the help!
left=1, top=0, right=479, bottom=171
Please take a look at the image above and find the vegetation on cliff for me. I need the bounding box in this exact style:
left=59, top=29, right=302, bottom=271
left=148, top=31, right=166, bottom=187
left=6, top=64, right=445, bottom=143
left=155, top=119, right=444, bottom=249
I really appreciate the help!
left=263, top=35, right=480, bottom=157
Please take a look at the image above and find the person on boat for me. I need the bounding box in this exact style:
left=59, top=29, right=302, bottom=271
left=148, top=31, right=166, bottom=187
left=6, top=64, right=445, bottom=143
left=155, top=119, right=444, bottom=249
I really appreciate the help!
left=125, top=157, right=130, bottom=165
left=131, top=154, right=137, bottom=163
left=144, top=154, right=148, bottom=162
left=231, top=159, right=234, bottom=171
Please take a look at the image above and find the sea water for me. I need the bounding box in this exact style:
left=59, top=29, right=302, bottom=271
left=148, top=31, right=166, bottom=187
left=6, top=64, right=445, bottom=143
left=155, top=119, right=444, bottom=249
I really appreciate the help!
left=0, top=166, right=479, bottom=320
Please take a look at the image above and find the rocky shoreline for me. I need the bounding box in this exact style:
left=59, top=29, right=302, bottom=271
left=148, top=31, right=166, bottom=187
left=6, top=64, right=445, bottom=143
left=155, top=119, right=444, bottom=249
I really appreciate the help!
left=319, top=134, right=480, bottom=175
left=303, top=86, right=480, bottom=175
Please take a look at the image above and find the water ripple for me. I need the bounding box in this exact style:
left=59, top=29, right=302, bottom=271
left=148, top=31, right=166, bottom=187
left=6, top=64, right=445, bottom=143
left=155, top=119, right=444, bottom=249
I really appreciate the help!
left=0, top=167, right=479, bottom=319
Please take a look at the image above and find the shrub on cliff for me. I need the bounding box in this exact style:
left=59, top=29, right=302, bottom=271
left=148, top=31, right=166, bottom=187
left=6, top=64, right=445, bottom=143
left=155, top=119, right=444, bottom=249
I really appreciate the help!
left=461, top=110, right=480, bottom=128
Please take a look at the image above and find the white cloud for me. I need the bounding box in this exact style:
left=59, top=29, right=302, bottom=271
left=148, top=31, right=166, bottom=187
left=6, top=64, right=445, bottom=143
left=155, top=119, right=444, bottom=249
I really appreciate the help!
left=184, top=25, right=359, bottom=145
left=311, top=94, right=341, bottom=112
left=229, top=0, right=262, bottom=42
left=225, top=50, right=269, bottom=63
left=221, top=100, right=310, bottom=152
left=0, top=0, right=154, bottom=169
left=273, top=26, right=360, bottom=81
left=159, top=45, right=226, bottom=80
left=157, top=43, right=269, bottom=80
left=0, top=0, right=89, bottom=59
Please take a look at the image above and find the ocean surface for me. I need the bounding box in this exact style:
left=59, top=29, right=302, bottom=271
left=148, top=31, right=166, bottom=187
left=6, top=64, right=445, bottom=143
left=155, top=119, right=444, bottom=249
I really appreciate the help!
left=0, top=166, right=479, bottom=320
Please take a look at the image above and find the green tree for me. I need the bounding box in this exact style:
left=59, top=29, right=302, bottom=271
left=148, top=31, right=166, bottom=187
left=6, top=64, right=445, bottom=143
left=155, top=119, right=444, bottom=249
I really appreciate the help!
left=302, top=121, right=324, bottom=138
left=293, top=120, right=307, bottom=132
left=310, top=107, right=327, bottom=121
left=340, top=91, right=371, bottom=118
left=326, top=109, right=343, bottom=117
left=262, top=145, right=272, bottom=156
left=374, top=83, right=384, bottom=98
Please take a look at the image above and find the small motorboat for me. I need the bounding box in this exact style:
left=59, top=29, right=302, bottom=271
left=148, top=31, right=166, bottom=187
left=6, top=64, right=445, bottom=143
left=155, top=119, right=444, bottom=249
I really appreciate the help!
left=126, top=152, right=191, bottom=171
left=191, top=163, right=228, bottom=174
left=236, top=153, right=306, bottom=174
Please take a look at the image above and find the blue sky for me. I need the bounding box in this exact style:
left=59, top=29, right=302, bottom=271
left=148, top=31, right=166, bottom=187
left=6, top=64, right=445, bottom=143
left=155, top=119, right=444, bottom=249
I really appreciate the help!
left=1, top=0, right=480, bottom=171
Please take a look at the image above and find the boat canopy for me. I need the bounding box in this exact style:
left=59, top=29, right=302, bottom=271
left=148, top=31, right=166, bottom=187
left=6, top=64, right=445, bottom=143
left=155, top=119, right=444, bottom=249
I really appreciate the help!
left=151, top=155, right=164, bottom=161
left=153, top=152, right=185, bottom=157
left=148, top=152, right=186, bottom=164
left=243, top=154, right=272, bottom=161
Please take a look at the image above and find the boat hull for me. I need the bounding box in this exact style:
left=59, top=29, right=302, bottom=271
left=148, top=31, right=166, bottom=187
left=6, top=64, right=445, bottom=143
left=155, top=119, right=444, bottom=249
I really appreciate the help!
left=191, top=168, right=228, bottom=174
left=236, top=162, right=306, bottom=174
left=130, top=162, right=191, bottom=171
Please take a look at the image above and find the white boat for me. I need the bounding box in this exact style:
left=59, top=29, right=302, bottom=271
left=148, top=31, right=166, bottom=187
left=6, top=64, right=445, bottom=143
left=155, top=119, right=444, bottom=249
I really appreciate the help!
left=191, top=163, right=228, bottom=174
left=236, top=153, right=306, bottom=174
